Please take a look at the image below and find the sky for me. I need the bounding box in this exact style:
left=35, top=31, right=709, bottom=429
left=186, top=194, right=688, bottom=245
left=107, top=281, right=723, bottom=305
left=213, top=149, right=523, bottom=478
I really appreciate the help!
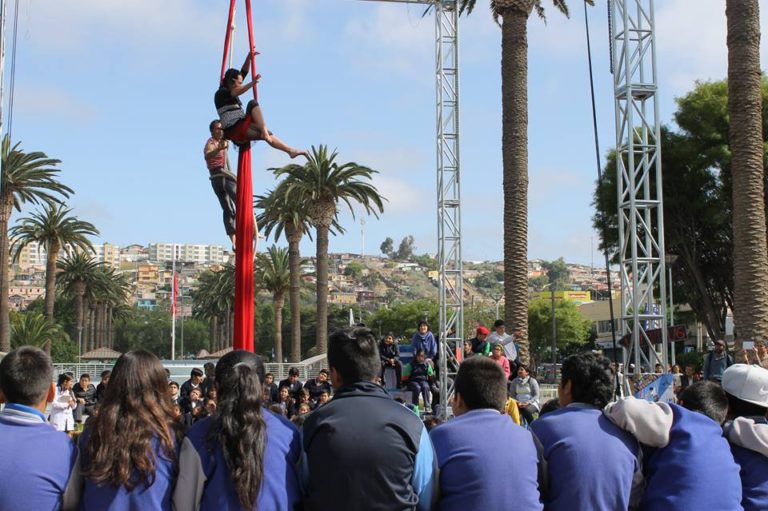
left=4, top=0, right=767, bottom=264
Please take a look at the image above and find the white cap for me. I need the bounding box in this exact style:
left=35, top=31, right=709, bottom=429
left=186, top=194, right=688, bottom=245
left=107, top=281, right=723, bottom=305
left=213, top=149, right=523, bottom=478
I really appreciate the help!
left=722, top=364, right=768, bottom=408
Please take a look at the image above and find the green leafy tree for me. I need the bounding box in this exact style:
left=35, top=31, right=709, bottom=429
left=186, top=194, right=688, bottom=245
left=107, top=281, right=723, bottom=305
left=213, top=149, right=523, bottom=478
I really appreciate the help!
left=528, top=299, right=591, bottom=365
left=411, top=253, right=437, bottom=271
left=370, top=299, right=439, bottom=340
left=457, top=0, right=593, bottom=365
left=273, top=145, right=385, bottom=354
left=343, top=261, right=365, bottom=279
left=380, top=237, right=394, bottom=257
left=10, top=311, right=70, bottom=353
left=593, top=78, right=768, bottom=342
left=528, top=275, right=549, bottom=292
left=257, top=246, right=290, bottom=363
left=395, top=235, right=415, bottom=261
left=10, top=204, right=98, bottom=333
left=726, top=0, right=768, bottom=344
left=0, top=136, right=72, bottom=352
left=542, top=258, right=569, bottom=291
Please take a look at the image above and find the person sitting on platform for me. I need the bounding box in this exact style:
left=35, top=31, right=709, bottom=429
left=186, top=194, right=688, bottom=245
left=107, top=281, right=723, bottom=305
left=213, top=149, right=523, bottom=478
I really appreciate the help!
left=379, top=334, right=402, bottom=386
left=402, top=350, right=435, bottom=412
left=490, top=343, right=511, bottom=379
left=411, top=321, right=438, bottom=365
left=304, top=369, right=332, bottom=405
left=215, top=52, right=307, bottom=159
left=72, top=373, right=96, bottom=424
left=469, top=326, right=491, bottom=356
left=278, top=367, right=303, bottom=400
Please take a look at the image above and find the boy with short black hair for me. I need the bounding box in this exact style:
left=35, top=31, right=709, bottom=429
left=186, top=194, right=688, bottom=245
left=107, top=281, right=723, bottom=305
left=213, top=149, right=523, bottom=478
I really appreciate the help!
left=279, top=367, right=303, bottom=399
left=72, top=373, right=96, bottom=422
left=530, top=352, right=642, bottom=511
left=95, top=370, right=110, bottom=403
left=302, top=327, right=436, bottom=511
left=430, top=357, right=542, bottom=511
left=180, top=368, right=204, bottom=401
left=721, top=364, right=768, bottom=510
left=0, top=346, right=78, bottom=510
left=604, top=381, right=743, bottom=510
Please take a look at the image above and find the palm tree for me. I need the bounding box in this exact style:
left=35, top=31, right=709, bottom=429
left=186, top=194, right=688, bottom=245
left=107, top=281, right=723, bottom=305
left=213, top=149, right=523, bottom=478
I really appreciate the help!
left=456, top=0, right=589, bottom=364
left=256, top=184, right=342, bottom=362
left=273, top=145, right=384, bottom=354
left=192, top=264, right=236, bottom=352
left=726, top=0, right=768, bottom=344
left=10, top=312, right=69, bottom=351
left=257, top=245, right=291, bottom=362
left=9, top=204, right=98, bottom=330
left=56, top=251, right=101, bottom=355
left=0, top=136, right=72, bottom=352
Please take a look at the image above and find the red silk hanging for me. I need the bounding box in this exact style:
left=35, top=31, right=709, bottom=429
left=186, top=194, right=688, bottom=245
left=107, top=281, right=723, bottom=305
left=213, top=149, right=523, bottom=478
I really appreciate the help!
left=220, top=0, right=258, bottom=353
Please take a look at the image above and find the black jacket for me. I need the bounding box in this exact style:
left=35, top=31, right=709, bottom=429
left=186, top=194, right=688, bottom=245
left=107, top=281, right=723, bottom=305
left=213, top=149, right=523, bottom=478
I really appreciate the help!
left=303, top=378, right=332, bottom=401
left=379, top=341, right=399, bottom=364
left=302, top=381, right=434, bottom=511
left=278, top=378, right=303, bottom=399
left=72, top=383, right=96, bottom=408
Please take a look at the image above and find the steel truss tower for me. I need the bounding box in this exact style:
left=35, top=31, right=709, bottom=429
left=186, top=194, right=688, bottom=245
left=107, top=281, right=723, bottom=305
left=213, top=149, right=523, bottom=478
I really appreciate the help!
left=359, top=0, right=462, bottom=415
left=610, top=0, right=668, bottom=372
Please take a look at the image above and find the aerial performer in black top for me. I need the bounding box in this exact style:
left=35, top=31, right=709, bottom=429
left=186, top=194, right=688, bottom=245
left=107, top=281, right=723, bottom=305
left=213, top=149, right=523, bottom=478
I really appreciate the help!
left=215, top=52, right=308, bottom=159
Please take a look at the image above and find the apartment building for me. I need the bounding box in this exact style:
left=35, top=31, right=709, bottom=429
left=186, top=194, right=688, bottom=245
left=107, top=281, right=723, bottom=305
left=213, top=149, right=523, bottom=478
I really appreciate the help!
left=148, top=243, right=227, bottom=264
left=93, top=243, right=121, bottom=269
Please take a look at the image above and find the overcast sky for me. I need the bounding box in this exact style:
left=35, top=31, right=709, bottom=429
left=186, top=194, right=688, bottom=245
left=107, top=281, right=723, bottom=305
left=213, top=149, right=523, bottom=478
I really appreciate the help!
left=4, top=0, right=767, bottom=264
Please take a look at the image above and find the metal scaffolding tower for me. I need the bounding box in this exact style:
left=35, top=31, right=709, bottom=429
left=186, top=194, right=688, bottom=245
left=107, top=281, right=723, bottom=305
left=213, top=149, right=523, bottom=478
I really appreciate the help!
left=610, top=0, right=668, bottom=372
left=359, top=0, right=462, bottom=415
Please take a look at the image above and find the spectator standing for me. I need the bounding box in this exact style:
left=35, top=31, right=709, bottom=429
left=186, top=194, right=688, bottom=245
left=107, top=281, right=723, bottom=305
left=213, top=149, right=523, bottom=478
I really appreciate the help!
left=304, top=369, right=332, bottom=404
left=722, top=364, right=768, bottom=511
left=605, top=381, right=743, bottom=510
left=462, top=340, right=474, bottom=361
left=302, top=327, right=437, bottom=511
left=703, top=339, right=734, bottom=381
left=530, top=352, right=642, bottom=511
left=94, top=370, right=110, bottom=404
left=509, top=364, right=540, bottom=424
left=489, top=344, right=511, bottom=379
left=430, top=357, right=543, bottom=511
left=278, top=367, right=303, bottom=399
left=72, top=373, right=97, bottom=423
left=0, top=347, right=78, bottom=511
left=402, top=349, right=435, bottom=412
left=486, top=319, right=517, bottom=370
left=72, top=351, right=182, bottom=510
left=742, top=340, right=768, bottom=369
left=675, top=365, right=695, bottom=397
left=411, top=321, right=438, bottom=363
left=174, top=350, right=301, bottom=510
left=469, top=326, right=491, bottom=356
left=263, top=373, right=278, bottom=403
left=379, top=334, right=403, bottom=384
left=180, top=368, right=204, bottom=401
left=50, top=373, right=77, bottom=432
left=200, top=362, right=216, bottom=399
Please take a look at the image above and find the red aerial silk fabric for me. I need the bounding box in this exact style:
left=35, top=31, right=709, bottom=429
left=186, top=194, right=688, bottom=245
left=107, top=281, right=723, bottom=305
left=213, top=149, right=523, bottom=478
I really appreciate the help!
left=221, top=0, right=259, bottom=352
left=233, top=145, right=254, bottom=352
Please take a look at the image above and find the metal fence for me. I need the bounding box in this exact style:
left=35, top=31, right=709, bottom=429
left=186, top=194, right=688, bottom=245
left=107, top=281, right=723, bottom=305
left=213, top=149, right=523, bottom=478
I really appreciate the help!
left=53, top=354, right=329, bottom=385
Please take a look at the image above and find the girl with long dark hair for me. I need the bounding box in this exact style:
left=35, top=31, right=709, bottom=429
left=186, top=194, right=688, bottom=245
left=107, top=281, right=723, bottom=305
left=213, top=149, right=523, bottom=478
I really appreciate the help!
left=174, top=350, right=301, bottom=510
left=75, top=351, right=181, bottom=510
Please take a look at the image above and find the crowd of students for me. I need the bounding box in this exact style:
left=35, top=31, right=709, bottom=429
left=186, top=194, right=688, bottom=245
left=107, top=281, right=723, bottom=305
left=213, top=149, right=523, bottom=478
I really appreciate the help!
left=0, top=328, right=767, bottom=510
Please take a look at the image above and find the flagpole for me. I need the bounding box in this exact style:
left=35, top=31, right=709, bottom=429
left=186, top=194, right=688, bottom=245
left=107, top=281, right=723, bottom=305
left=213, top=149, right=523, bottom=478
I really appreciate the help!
left=171, top=246, right=176, bottom=360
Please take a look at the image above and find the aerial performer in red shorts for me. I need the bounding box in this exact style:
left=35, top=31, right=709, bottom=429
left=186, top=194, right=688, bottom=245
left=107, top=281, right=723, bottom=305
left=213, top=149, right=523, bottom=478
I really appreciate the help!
left=215, top=52, right=308, bottom=159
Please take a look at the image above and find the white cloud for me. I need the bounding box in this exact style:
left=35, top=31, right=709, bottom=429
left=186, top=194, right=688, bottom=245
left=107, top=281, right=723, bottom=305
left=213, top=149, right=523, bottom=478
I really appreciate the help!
left=12, top=86, right=98, bottom=121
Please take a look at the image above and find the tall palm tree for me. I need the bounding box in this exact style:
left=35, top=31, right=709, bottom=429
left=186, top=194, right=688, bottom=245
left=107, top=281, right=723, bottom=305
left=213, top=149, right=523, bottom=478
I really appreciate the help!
left=256, top=185, right=343, bottom=362
left=192, top=264, right=237, bottom=352
left=0, top=136, right=72, bottom=352
left=726, top=0, right=768, bottom=344
left=9, top=204, right=98, bottom=330
left=257, top=245, right=291, bottom=362
left=457, top=0, right=589, bottom=363
left=10, top=312, right=69, bottom=351
left=56, top=251, right=101, bottom=355
left=273, top=145, right=384, bottom=354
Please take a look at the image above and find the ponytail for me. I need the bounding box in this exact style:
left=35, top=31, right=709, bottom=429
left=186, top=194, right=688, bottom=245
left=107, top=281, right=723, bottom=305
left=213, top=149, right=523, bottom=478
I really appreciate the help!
left=207, top=351, right=266, bottom=509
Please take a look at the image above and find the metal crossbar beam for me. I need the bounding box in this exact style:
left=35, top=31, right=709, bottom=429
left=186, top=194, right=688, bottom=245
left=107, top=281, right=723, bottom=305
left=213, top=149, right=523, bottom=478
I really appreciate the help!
left=611, top=0, right=668, bottom=372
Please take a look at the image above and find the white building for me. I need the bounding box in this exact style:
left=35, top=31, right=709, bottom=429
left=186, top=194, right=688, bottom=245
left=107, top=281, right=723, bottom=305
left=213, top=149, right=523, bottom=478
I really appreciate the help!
left=93, top=243, right=121, bottom=269
left=14, top=240, right=46, bottom=270
left=148, top=243, right=227, bottom=265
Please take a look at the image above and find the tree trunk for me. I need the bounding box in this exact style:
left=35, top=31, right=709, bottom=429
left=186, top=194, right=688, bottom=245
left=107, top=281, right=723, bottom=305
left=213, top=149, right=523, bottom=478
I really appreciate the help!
left=44, top=241, right=60, bottom=327
left=501, top=5, right=532, bottom=363
left=727, top=0, right=768, bottom=344
left=0, top=196, right=13, bottom=353
left=74, top=281, right=86, bottom=356
left=274, top=292, right=285, bottom=362
left=315, top=223, right=331, bottom=354
left=286, top=224, right=303, bottom=362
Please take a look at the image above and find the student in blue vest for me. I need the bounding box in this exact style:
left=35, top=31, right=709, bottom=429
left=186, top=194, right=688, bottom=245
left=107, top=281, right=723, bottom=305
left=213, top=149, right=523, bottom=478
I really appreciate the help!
left=529, top=352, right=642, bottom=511
left=70, top=350, right=183, bottom=510
left=173, top=350, right=301, bottom=510
left=0, top=346, right=78, bottom=511
left=721, top=364, right=768, bottom=511
left=604, top=380, right=743, bottom=510
left=430, top=356, right=543, bottom=511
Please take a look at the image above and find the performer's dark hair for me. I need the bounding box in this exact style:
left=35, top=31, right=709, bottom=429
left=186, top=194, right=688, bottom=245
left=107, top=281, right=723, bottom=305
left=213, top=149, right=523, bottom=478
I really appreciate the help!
left=222, top=68, right=243, bottom=88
